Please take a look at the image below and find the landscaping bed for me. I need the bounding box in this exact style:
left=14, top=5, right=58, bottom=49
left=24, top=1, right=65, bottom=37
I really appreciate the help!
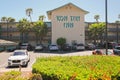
left=32, top=56, right=120, bottom=80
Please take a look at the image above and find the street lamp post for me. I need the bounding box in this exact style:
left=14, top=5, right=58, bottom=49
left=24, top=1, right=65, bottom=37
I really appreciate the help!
left=105, top=0, right=108, bottom=55
left=116, top=21, right=119, bottom=43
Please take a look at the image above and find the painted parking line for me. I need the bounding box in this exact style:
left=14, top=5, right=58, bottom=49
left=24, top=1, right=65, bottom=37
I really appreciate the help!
left=28, top=59, right=36, bottom=68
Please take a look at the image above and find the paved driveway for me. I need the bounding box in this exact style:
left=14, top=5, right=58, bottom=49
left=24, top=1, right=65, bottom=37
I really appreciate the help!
left=0, top=50, right=92, bottom=72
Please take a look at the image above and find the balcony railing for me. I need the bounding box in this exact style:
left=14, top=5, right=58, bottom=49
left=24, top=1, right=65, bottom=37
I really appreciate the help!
left=107, top=35, right=120, bottom=40
left=108, top=28, right=120, bottom=32
left=0, top=36, right=20, bottom=40
left=85, top=35, right=120, bottom=41
left=1, top=28, right=19, bottom=32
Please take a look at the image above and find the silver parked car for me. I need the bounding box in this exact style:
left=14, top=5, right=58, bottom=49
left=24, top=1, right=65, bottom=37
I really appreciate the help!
left=75, top=43, right=85, bottom=51
left=34, top=44, right=44, bottom=51
left=49, top=44, right=59, bottom=51
left=8, top=50, right=30, bottom=67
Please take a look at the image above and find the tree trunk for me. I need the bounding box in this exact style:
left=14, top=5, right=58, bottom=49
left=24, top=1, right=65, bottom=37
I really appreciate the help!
left=36, top=34, right=38, bottom=44
left=20, top=32, right=24, bottom=43
left=39, top=37, right=42, bottom=44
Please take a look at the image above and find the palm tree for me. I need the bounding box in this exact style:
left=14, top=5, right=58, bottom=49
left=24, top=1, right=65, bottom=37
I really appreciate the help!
left=1, top=17, right=15, bottom=40
left=89, top=23, right=105, bottom=44
left=26, top=8, right=33, bottom=22
left=32, top=20, right=48, bottom=44
left=17, top=18, right=30, bottom=43
left=94, top=15, right=100, bottom=23
left=1, top=17, right=6, bottom=22
left=39, top=15, right=46, bottom=21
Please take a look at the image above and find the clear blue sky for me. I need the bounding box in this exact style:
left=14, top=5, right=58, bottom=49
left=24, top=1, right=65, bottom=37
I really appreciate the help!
left=0, top=0, right=119, bottom=23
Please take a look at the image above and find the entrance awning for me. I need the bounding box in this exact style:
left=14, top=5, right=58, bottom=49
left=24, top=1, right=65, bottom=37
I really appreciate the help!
left=0, top=39, right=18, bottom=46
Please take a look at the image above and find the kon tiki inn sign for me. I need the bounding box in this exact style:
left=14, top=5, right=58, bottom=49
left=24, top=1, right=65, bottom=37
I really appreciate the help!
left=56, top=16, right=80, bottom=28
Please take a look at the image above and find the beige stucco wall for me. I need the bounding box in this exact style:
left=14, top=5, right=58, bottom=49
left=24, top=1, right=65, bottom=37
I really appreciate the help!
left=50, top=5, right=86, bottom=45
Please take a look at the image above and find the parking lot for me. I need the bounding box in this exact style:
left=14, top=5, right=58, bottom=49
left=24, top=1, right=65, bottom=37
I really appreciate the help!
left=0, top=50, right=92, bottom=72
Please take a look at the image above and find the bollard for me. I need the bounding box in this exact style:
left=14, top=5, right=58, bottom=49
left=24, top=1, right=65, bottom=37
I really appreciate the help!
left=19, top=65, right=21, bottom=72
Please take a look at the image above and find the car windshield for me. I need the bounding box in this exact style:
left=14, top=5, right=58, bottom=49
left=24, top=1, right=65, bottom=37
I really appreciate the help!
left=77, top=44, right=84, bottom=46
left=88, top=44, right=94, bottom=46
left=115, top=47, right=120, bottom=50
left=21, top=43, right=28, bottom=46
left=36, top=44, right=42, bottom=46
left=51, top=45, right=56, bottom=46
left=13, top=52, right=25, bottom=56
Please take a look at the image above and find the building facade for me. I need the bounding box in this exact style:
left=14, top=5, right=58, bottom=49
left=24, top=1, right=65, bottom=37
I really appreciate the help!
left=0, top=22, right=52, bottom=46
left=0, top=22, right=120, bottom=46
left=47, top=3, right=88, bottom=45
left=85, top=22, right=120, bottom=43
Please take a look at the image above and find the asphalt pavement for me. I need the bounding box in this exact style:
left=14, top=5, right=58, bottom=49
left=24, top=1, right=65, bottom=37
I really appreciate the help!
left=0, top=50, right=92, bottom=72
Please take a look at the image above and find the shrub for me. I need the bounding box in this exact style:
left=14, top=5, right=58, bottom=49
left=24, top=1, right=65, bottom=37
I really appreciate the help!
left=56, top=37, right=66, bottom=50
left=32, top=56, right=120, bottom=80
left=29, top=73, right=42, bottom=80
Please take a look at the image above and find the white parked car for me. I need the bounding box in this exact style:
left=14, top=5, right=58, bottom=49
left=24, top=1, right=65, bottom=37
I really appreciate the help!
left=8, top=50, right=30, bottom=67
left=75, top=43, right=85, bottom=51
left=34, top=44, right=44, bottom=51
left=49, top=44, right=59, bottom=51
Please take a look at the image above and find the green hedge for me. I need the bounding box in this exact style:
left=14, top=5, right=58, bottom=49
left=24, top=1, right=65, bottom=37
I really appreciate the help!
left=32, top=56, right=120, bottom=80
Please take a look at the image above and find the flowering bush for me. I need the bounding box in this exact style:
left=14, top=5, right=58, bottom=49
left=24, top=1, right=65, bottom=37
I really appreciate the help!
left=32, top=56, right=120, bottom=80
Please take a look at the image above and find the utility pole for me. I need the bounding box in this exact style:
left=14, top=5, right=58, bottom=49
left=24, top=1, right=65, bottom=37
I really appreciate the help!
left=116, top=21, right=119, bottom=43
left=105, top=0, right=108, bottom=55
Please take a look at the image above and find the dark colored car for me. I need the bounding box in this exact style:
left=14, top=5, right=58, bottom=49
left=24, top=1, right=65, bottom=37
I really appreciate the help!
left=85, top=43, right=96, bottom=50
left=6, top=45, right=16, bottom=52
left=113, top=46, right=120, bottom=55
left=62, top=44, right=71, bottom=51
left=0, top=46, right=5, bottom=52
left=103, top=42, right=118, bottom=49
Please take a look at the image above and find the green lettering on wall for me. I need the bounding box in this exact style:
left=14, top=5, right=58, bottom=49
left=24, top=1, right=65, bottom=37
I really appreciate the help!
left=56, top=16, right=68, bottom=21
left=70, top=16, right=80, bottom=21
left=56, top=16, right=80, bottom=28
left=64, top=23, right=74, bottom=28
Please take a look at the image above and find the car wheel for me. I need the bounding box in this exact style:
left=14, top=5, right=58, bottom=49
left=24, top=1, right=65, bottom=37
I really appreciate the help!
left=24, top=62, right=28, bottom=67
left=7, top=66, right=11, bottom=68
left=28, top=59, right=30, bottom=62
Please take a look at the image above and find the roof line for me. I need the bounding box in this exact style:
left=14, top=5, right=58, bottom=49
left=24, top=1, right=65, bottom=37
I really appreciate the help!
left=47, top=2, right=89, bottom=14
